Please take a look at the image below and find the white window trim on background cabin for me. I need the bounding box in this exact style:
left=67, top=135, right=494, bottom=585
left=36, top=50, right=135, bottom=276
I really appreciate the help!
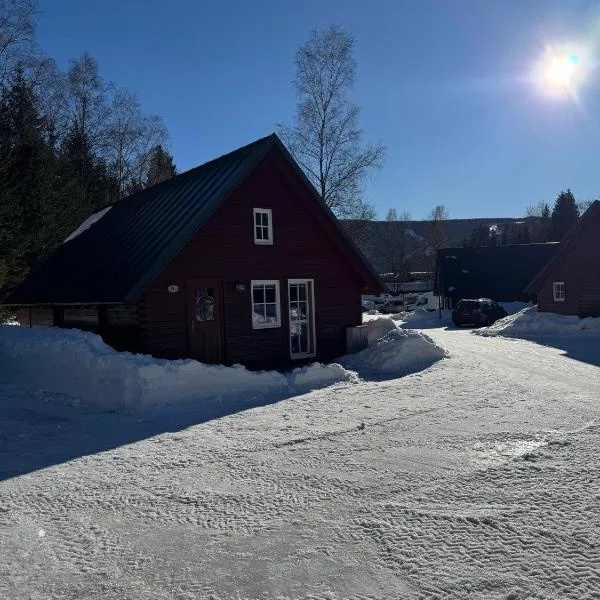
left=250, top=280, right=281, bottom=329
left=253, top=208, right=273, bottom=245
left=553, top=281, right=566, bottom=303
left=288, top=278, right=316, bottom=359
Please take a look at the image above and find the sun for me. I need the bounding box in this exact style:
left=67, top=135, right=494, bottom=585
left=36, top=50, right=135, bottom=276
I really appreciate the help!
left=535, top=46, right=586, bottom=96
left=544, top=54, right=579, bottom=87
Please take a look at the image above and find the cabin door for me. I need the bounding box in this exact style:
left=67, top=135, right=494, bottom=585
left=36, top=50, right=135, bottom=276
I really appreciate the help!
left=186, top=278, right=223, bottom=363
left=288, top=279, right=316, bottom=359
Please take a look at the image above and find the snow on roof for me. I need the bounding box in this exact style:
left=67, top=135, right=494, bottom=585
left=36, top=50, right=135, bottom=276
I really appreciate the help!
left=64, top=206, right=112, bottom=243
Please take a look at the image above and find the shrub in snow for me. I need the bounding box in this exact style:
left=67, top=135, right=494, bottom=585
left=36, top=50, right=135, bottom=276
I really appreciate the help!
left=0, top=327, right=355, bottom=410
left=475, top=306, right=600, bottom=338
left=339, top=328, right=447, bottom=378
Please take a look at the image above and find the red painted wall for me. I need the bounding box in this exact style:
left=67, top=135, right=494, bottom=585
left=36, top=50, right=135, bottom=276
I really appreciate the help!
left=537, top=211, right=600, bottom=317
left=138, top=149, right=376, bottom=367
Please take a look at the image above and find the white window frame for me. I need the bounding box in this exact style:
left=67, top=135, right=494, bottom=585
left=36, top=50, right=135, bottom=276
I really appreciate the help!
left=288, top=279, right=316, bottom=359
left=251, top=280, right=281, bottom=329
left=253, top=208, right=273, bottom=245
left=553, top=281, right=566, bottom=303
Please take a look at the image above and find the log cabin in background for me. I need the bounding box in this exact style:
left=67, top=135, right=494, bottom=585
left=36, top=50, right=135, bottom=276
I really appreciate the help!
left=4, top=134, right=383, bottom=369
left=525, top=201, right=600, bottom=317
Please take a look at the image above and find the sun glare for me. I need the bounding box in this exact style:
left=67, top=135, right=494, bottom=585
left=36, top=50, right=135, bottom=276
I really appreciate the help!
left=535, top=46, right=587, bottom=97
left=544, top=54, right=578, bottom=87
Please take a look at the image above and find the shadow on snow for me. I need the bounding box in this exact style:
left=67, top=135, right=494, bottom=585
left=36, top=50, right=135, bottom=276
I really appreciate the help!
left=0, top=384, right=316, bottom=481
left=518, top=336, right=600, bottom=368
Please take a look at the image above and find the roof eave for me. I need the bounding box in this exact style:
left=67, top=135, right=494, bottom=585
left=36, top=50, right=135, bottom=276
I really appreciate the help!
left=270, top=136, right=385, bottom=294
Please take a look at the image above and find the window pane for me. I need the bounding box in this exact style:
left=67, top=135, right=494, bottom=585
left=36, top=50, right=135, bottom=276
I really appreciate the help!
left=298, top=284, right=307, bottom=301
left=289, top=302, right=299, bottom=320
left=253, top=286, right=264, bottom=304
left=196, top=288, right=215, bottom=321
left=265, top=303, right=278, bottom=323
left=290, top=322, right=309, bottom=354
left=290, top=323, right=301, bottom=354
left=298, top=300, right=308, bottom=319
left=300, top=323, right=309, bottom=353
left=255, top=226, right=263, bottom=240
left=253, top=307, right=266, bottom=326
left=265, top=285, right=276, bottom=303
left=262, top=226, right=270, bottom=240
left=255, top=212, right=261, bottom=225
left=261, top=213, right=269, bottom=226
left=289, top=285, right=298, bottom=302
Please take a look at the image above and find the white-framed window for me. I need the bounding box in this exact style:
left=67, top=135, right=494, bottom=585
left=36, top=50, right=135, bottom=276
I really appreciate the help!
left=251, top=280, right=281, bottom=329
left=553, top=281, right=566, bottom=303
left=288, top=279, right=316, bottom=358
left=253, top=208, right=273, bottom=245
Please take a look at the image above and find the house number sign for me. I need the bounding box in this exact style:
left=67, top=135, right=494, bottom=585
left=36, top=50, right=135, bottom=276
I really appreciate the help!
left=168, top=285, right=179, bottom=293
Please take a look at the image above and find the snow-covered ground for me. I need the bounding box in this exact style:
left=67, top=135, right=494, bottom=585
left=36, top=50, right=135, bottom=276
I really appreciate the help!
left=1, top=326, right=600, bottom=598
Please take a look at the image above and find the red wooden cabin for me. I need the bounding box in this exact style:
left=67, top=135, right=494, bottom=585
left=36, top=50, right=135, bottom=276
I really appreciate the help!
left=526, top=201, right=600, bottom=318
left=5, top=134, right=383, bottom=368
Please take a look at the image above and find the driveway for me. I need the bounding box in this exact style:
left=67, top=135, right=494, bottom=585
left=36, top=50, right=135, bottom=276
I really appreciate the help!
left=1, top=328, right=599, bottom=599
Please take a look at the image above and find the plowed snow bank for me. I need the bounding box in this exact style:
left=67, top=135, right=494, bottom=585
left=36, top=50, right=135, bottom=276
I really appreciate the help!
left=0, top=327, right=355, bottom=410
left=361, top=315, right=398, bottom=344
left=340, top=328, right=447, bottom=378
left=476, top=306, right=600, bottom=337
left=399, top=308, right=452, bottom=329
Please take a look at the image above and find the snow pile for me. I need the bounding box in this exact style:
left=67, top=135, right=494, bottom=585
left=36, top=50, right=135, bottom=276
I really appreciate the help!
left=0, top=327, right=354, bottom=410
left=64, top=206, right=112, bottom=243
left=476, top=306, right=600, bottom=338
left=399, top=308, right=452, bottom=329
left=289, top=362, right=358, bottom=390
left=499, top=301, right=532, bottom=316
left=340, top=328, right=447, bottom=378
left=361, top=315, right=398, bottom=344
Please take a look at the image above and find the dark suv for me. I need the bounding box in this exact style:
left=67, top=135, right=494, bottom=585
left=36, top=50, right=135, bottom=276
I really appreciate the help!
left=452, top=298, right=507, bottom=328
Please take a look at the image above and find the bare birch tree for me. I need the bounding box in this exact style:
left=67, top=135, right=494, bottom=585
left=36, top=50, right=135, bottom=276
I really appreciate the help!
left=103, top=86, right=167, bottom=196
left=279, top=25, right=384, bottom=219
left=0, top=0, right=36, bottom=86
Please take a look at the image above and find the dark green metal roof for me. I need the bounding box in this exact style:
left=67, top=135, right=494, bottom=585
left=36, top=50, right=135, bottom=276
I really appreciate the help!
left=4, top=133, right=383, bottom=305
left=5, top=135, right=275, bottom=305
left=434, top=242, right=561, bottom=303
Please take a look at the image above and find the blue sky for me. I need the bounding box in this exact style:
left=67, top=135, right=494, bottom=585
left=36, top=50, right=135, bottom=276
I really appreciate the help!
left=37, top=0, right=600, bottom=219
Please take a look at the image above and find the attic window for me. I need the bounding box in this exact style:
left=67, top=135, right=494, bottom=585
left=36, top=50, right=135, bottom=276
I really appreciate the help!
left=553, top=281, right=565, bottom=303
left=253, top=208, right=272, bottom=245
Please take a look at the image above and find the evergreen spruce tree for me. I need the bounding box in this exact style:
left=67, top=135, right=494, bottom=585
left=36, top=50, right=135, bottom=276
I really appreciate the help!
left=551, top=190, right=579, bottom=241
left=540, top=203, right=551, bottom=242
left=466, top=224, right=492, bottom=247
left=56, top=123, right=118, bottom=236
left=144, top=144, right=176, bottom=188
left=0, top=71, right=58, bottom=294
